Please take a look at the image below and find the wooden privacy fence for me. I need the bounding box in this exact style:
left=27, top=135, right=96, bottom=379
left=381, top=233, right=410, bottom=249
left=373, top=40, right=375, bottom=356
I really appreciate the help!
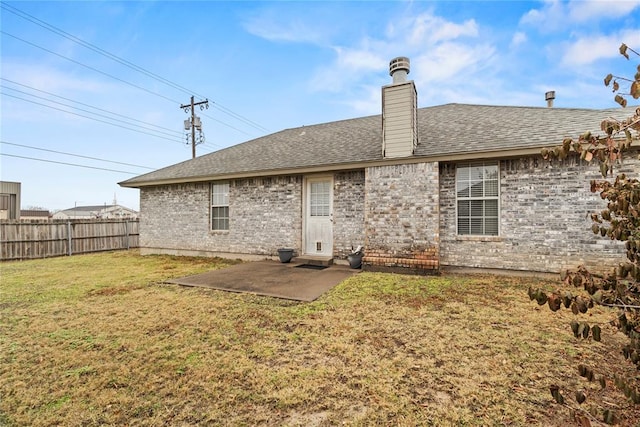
left=0, top=219, right=139, bottom=261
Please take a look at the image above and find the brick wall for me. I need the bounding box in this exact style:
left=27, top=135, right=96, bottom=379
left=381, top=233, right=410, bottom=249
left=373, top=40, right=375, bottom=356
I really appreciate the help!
left=138, top=155, right=633, bottom=274
left=333, top=171, right=366, bottom=259
left=231, top=176, right=302, bottom=254
left=140, top=183, right=210, bottom=252
left=363, top=162, right=439, bottom=272
left=139, top=172, right=367, bottom=259
left=140, top=176, right=303, bottom=257
left=439, top=156, right=633, bottom=273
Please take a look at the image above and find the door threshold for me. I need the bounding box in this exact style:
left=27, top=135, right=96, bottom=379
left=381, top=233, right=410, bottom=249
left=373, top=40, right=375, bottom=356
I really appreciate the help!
left=296, top=255, right=333, bottom=266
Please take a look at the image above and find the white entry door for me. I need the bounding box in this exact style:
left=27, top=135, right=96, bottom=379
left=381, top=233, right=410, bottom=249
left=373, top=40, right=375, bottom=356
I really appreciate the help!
left=304, top=177, right=333, bottom=256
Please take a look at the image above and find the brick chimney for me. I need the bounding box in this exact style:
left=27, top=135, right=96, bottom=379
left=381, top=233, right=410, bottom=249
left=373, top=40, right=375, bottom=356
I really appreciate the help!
left=382, top=57, right=418, bottom=158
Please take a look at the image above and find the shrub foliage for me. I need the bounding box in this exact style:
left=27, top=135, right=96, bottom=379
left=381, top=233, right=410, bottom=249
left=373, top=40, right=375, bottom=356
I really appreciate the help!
left=531, top=44, right=640, bottom=424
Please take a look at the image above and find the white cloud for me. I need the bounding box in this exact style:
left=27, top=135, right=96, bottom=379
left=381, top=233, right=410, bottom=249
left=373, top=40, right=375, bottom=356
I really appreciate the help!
left=411, top=42, right=496, bottom=83
left=568, top=0, right=640, bottom=22
left=334, top=47, right=386, bottom=73
left=510, top=31, right=528, bottom=48
left=561, top=28, right=640, bottom=65
left=242, top=4, right=493, bottom=108
left=310, top=9, right=490, bottom=98
left=406, top=12, right=479, bottom=45
left=520, top=0, right=567, bottom=31
left=340, top=84, right=383, bottom=116
left=2, top=62, right=112, bottom=94
left=242, top=11, right=327, bottom=44
left=243, top=3, right=634, bottom=112
left=309, top=47, right=387, bottom=93
left=521, top=0, right=640, bottom=29
left=320, top=37, right=498, bottom=111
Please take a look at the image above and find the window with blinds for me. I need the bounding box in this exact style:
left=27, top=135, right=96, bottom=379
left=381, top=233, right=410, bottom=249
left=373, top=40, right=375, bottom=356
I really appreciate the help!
left=456, top=162, right=499, bottom=236
left=309, top=181, right=331, bottom=217
left=211, top=182, right=229, bottom=231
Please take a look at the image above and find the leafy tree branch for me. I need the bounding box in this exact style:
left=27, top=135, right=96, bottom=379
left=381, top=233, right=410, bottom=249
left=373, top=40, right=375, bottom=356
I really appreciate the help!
left=533, top=43, right=640, bottom=424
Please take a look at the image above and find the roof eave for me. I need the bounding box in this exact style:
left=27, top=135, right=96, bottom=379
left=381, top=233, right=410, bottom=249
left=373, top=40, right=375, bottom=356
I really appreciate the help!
left=119, top=146, right=553, bottom=188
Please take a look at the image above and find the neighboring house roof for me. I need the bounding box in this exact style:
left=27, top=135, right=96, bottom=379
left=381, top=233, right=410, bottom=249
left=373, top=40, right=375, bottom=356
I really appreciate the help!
left=20, top=210, right=50, bottom=218
left=52, top=204, right=138, bottom=218
left=59, top=205, right=115, bottom=216
left=119, top=103, right=638, bottom=188
left=70, top=205, right=116, bottom=212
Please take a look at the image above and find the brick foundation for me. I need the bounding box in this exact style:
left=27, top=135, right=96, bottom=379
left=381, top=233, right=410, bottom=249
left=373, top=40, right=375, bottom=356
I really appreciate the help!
left=363, top=247, right=439, bottom=273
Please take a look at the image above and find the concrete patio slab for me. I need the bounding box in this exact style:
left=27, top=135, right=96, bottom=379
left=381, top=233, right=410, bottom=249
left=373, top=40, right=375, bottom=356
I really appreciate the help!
left=166, top=260, right=359, bottom=302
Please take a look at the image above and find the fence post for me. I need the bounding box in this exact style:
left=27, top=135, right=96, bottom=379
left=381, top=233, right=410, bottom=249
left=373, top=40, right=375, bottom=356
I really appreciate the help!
left=67, top=220, right=72, bottom=256
left=125, top=220, right=130, bottom=250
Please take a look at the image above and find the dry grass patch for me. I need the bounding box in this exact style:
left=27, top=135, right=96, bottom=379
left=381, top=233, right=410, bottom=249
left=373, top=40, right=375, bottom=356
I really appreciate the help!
left=1, top=252, right=638, bottom=425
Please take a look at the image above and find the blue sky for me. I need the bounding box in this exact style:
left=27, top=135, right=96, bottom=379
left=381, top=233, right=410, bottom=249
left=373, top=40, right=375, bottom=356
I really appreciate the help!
left=1, top=0, right=639, bottom=212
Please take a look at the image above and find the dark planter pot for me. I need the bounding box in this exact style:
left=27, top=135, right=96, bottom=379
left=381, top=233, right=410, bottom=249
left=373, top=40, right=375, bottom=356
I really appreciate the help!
left=277, top=248, right=294, bottom=263
left=347, top=253, right=364, bottom=269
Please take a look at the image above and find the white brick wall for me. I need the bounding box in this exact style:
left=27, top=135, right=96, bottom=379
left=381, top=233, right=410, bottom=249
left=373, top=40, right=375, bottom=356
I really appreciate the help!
left=140, top=177, right=303, bottom=256
left=439, top=156, right=632, bottom=273
left=138, top=155, right=633, bottom=273
left=333, top=171, right=366, bottom=259
left=140, top=172, right=367, bottom=259
left=363, top=162, right=440, bottom=271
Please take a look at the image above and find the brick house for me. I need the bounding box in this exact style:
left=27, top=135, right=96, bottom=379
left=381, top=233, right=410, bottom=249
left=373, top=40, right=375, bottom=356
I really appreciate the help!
left=52, top=204, right=139, bottom=220
left=120, top=57, right=638, bottom=274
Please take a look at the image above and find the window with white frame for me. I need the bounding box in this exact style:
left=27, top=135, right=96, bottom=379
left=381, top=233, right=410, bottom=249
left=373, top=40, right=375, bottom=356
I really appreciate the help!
left=456, top=162, right=499, bottom=236
left=309, top=181, right=331, bottom=217
left=211, top=182, right=229, bottom=231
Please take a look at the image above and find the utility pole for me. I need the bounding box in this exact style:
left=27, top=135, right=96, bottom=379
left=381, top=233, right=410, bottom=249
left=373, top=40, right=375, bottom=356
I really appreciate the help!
left=180, top=96, right=209, bottom=159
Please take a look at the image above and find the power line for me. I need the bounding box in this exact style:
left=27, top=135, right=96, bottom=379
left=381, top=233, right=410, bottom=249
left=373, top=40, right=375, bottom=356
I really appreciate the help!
left=2, top=78, right=226, bottom=148
left=198, top=145, right=216, bottom=154
left=1, top=85, right=183, bottom=139
left=1, top=30, right=180, bottom=104
left=0, top=141, right=155, bottom=170
left=1, top=153, right=137, bottom=174
left=207, top=103, right=270, bottom=133
left=1, top=92, right=187, bottom=145
left=200, top=112, right=254, bottom=136
left=0, top=3, right=196, bottom=99
left=1, top=3, right=271, bottom=133
left=1, top=88, right=227, bottom=152
left=1, top=31, right=256, bottom=138
left=1, top=77, right=184, bottom=137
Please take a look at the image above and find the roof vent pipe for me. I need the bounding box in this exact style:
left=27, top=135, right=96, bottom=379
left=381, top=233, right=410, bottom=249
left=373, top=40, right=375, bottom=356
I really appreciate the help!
left=389, top=56, right=410, bottom=84
left=545, top=90, right=555, bottom=108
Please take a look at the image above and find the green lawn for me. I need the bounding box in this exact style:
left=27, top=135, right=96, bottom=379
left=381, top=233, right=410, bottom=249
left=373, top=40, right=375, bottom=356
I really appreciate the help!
left=1, top=250, right=637, bottom=426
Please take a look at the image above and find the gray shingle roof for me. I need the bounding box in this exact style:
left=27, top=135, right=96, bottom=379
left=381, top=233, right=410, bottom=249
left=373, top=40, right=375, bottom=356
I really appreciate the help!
left=20, top=209, right=50, bottom=217
left=120, top=103, right=637, bottom=187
